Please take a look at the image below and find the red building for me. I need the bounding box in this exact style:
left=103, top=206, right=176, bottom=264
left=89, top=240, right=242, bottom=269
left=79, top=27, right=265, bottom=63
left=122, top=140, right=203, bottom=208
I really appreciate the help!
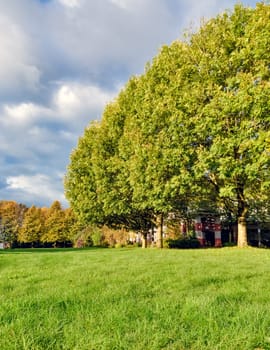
left=194, top=213, right=222, bottom=247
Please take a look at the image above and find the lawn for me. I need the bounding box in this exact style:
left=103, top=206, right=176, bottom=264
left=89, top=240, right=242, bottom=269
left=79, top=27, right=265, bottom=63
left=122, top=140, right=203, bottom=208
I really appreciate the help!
left=1, top=247, right=270, bottom=350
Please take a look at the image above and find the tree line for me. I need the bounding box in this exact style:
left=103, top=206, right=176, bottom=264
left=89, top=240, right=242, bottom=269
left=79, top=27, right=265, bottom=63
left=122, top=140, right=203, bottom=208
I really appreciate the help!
left=0, top=200, right=131, bottom=248
left=65, top=3, right=270, bottom=248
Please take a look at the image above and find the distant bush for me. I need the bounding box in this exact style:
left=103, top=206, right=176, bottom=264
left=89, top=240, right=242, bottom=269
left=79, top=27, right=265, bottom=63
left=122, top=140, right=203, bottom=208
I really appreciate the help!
left=166, top=237, right=200, bottom=249
left=91, top=229, right=105, bottom=247
left=114, top=242, right=125, bottom=248
left=223, top=242, right=237, bottom=247
left=100, top=241, right=110, bottom=248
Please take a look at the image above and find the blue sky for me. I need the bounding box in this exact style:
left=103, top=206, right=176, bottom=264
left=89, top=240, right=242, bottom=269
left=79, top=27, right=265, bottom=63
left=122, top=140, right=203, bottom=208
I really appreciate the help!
left=0, top=0, right=259, bottom=208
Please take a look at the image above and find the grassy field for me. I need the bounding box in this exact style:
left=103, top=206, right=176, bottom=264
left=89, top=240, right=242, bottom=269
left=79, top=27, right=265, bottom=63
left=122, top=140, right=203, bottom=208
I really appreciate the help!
left=1, top=247, right=270, bottom=350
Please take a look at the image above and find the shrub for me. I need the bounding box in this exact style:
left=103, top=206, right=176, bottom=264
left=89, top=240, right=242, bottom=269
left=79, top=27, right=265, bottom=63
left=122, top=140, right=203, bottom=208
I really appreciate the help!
left=114, top=242, right=125, bottom=248
left=166, top=237, right=200, bottom=249
left=223, top=242, right=237, bottom=247
left=91, top=229, right=105, bottom=247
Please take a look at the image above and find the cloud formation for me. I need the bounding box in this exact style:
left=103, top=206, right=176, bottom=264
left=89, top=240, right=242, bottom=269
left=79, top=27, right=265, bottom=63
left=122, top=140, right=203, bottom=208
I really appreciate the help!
left=0, top=0, right=258, bottom=207
left=6, top=173, right=66, bottom=205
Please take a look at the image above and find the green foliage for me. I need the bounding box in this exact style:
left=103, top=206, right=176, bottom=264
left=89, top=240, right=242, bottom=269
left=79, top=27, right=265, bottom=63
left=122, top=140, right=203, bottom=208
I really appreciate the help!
left=89, top=226, right=105, bottom=247
left=65, top=3, right=270, bottom=247
left=72, top=224, right=94, bottom=248
left=65, top=92, right=155, bottom=234
left=65, top=122, right=105, bottom=225
left=184, top=3, right=270, bottom=246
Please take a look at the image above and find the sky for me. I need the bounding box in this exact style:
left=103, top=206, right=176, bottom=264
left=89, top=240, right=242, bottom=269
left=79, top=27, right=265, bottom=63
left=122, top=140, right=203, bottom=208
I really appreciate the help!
left=0, top=0, right=259, bottom=208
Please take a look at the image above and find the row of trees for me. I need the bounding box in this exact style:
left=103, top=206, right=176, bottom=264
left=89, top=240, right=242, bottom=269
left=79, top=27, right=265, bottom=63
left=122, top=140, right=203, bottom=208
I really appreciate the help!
left=0, top=200, right=136, bottom=248
left=0, top=200, right=74, bottom=247
left=65, top=3, right=270, bottom=247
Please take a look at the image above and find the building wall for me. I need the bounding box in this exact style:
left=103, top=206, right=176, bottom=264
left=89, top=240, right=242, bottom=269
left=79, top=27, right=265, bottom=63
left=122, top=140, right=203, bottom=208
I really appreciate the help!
left=194, top=214, right=222, bottom=247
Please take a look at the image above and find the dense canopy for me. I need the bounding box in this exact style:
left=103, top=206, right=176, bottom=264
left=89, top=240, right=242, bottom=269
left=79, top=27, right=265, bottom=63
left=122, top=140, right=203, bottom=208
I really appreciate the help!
left=65, top=3, right=270, bottom=247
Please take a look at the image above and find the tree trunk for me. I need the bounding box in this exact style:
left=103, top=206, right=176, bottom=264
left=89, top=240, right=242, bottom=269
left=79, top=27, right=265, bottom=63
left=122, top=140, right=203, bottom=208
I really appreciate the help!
left=236, top=186, right=248, bottom=248
left=258, top=227, right=262, bottom=248
left=141, top=232, right=147, bottom=249
left=156, top=214, right=163, bottom=248
left=237, top=216, right=248, bottom=248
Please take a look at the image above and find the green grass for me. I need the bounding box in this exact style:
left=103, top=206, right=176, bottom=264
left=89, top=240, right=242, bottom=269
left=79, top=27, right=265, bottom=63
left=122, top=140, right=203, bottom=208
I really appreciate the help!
left=1, top=247, right=270, bottom=349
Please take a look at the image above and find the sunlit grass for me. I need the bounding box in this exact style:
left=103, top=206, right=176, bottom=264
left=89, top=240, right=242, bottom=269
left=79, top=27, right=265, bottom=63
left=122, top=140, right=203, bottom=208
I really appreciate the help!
left=1, top=247, right=270, bottom=349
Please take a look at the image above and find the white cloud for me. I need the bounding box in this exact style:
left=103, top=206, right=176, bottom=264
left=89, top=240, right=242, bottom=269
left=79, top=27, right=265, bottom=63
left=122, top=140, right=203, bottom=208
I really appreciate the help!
left=180, top=0, right=242, bottom=31
left=6, top=174, right=66, bottom=205
left=53, top=82, right=116, bottom=119
left=41, top=0, right=178, bottom=78
left=1, top=82, right=116, bottom=129
left=58, top=0, right=81, bottom=8
left=3, top=103, right=52, bottom=125
left=109, top=0, right=143, bottom=10
left=0, top=80, right=118, bottom=207
left=0, top=14, right=40, bottom=93
left=109, top=0, right=159, bottom=12
left=59, top=130, right=77, bottom=141
left=110, top=0, right=127, bottom=9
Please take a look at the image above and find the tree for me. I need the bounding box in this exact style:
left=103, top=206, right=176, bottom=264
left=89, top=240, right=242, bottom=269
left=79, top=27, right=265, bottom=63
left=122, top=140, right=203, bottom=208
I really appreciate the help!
left=18, top=206, right=44, bottom=247
left=65, top=122, right=106, bottom=226
left=65, top=3, right=270, bottom=248
left=63, top=207, right=79, bottom=245
left=0, top=201, right=26, bottom=246
left=183, top=3, right=270, bottom=247
left=65, top=81, right=154, bottom=245
left=119, top=43, right=206, bottom=247
left=42, top=201, right=67, bottom=246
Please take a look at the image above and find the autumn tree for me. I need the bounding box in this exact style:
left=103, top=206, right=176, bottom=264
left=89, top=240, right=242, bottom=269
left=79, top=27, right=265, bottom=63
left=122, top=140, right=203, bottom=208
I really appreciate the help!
left=42, top=201, right=68, bottom=246
left=18, top=206, right=44, bottom=247
left=0, top=201, right=26, bottom=246
left=62, top=207, right=83, bottom=246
